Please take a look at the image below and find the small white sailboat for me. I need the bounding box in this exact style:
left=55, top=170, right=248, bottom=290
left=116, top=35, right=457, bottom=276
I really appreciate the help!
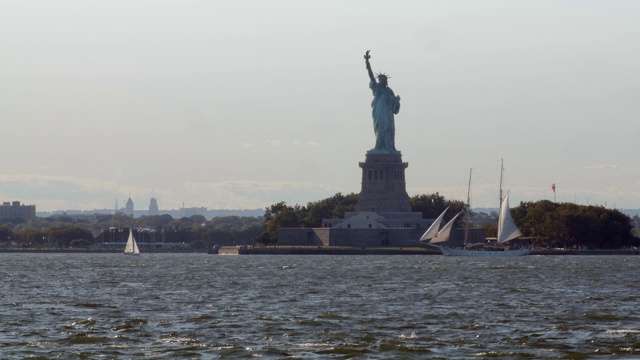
left=419, top=208, right=462, bottom=245
left=497, top=192, right=523, bottom=244
left=124, top=229, right=140, bottom=255
left=419, top=207, right=448, bottom=242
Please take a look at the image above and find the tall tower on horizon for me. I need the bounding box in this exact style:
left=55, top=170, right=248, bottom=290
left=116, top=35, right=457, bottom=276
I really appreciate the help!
left=125, top=197, right=134, bottom=216
left=148, top=197, right=159, bottom=216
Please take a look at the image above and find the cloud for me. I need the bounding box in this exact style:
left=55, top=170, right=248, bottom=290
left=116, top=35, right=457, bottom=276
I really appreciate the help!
left=241, top=142, right=255, bottom=149
left=0, top=174, right=117, bottom=193
left=287, top=140, right=321, bottom=147
left=582, top=164, right=639, bottom=171
left=265, top=139, right=281, bottom=147
left=0, top=172, right=344, bottom=212
left=183, top=180, right=340, bottom=208
left=0, top=173, right=157, bottom=211
left=0, top=174, right=124, bottom=211
left=3, top=171, right=640, bottom=213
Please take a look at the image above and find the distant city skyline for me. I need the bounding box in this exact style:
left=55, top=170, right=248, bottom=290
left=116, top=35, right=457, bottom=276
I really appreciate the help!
left=2, top=1, right=639, bottom=212
left=36, top=200, right=264, bottom=221
left=32, top=198, right=640, bottom=220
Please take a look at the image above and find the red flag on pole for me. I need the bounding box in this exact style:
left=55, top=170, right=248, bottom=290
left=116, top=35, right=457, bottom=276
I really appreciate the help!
left=551, top=183, right=556, bottom=193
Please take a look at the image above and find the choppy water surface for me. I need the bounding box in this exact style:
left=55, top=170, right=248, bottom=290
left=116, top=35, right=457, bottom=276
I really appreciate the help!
left=1, top=254, right=640, bottom=359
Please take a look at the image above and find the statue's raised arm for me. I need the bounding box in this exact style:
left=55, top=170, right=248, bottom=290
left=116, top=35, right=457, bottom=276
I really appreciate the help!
left=364, top=50, right=375, bottom=83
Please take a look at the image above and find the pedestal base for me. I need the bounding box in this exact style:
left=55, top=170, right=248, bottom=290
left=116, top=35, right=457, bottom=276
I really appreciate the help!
left=355, top=152, right=411, bottom=213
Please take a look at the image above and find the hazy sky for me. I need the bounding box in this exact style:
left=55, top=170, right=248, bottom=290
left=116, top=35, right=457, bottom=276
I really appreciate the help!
left=1, top=0, right=639, bottom=212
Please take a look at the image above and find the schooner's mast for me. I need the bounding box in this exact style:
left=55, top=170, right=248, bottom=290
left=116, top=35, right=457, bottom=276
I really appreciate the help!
left=464, top=168, right=472, bottom=245
left=499, top=158, right=504, bottom=210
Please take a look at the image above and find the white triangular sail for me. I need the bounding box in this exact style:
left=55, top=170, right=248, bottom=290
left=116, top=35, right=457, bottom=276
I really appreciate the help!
left=497, top=192, right=522, bottom=243
left=430, top=211, right=462, bottom=244
left=132, top=237, right=140, bottom=254
left=124, top=229, right=140, bottom=255
left=419, top=207, right=448, bottom=242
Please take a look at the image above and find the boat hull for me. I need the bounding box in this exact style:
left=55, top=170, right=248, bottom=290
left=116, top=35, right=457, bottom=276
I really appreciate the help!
left=435, top=246, right=530, bottom=257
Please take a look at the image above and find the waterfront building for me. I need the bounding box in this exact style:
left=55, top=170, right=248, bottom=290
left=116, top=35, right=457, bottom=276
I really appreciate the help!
left=0, top=201, right=36, bottom=221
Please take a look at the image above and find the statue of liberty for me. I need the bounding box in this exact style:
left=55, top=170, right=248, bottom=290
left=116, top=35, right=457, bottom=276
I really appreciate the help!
left=364, top=50, right=401, bottom=154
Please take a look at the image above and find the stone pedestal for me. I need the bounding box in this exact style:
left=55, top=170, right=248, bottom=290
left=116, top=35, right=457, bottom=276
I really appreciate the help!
left=356, top=152, right=411, bottom=213
left=278, top=151, right=436, bottom=247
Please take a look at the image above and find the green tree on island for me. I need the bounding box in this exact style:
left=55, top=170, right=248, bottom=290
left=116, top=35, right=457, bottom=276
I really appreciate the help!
left=410, top=193, right=466, bottom=228
left=511, top=201, right=637, bottom=249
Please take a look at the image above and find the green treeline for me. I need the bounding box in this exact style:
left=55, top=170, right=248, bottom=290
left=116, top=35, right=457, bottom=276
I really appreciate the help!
left=257, top=193, right=640, bottom=249
left=1, top=193, right=638, bottom=250
left=254, top=192, right=359, bottom=244
left=0, top=213, right=263, bottom=250
left=512, top=200, right=639, bottom=249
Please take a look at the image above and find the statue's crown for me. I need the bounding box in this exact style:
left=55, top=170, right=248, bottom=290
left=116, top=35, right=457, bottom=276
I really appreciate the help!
left=376, top=72, right=390, bottom=81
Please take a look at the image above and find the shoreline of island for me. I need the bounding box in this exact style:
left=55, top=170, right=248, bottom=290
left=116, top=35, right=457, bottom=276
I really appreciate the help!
left=216, top=246, right=640, bottom=256
left=1, top=246, right=637, bottom=255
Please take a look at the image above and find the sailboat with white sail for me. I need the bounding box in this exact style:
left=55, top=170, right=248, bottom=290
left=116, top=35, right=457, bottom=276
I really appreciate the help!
left=124, top=229, right=140, bottom=255
left=419, top=207, right=462, bottom=245
left=422, top=160, right=530, bottom=256
left=438, top=192, right=530, bottom=256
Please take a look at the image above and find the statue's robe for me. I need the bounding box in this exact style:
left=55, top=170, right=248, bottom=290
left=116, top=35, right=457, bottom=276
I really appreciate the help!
left=369, top=80, right=400, bottom=153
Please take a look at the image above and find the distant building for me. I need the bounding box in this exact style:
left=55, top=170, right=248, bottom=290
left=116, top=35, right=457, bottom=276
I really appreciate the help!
left=125, top=197, right=134, bottom=216
left=148, top=198, right=159, bottom=216
left=181, top=207, right=207, bottom=218
left=0, top=201, right=36, bottom=221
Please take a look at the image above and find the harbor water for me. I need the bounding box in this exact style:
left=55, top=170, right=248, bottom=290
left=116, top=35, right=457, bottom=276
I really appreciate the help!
left=1, top=253, right=639, bottom=359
